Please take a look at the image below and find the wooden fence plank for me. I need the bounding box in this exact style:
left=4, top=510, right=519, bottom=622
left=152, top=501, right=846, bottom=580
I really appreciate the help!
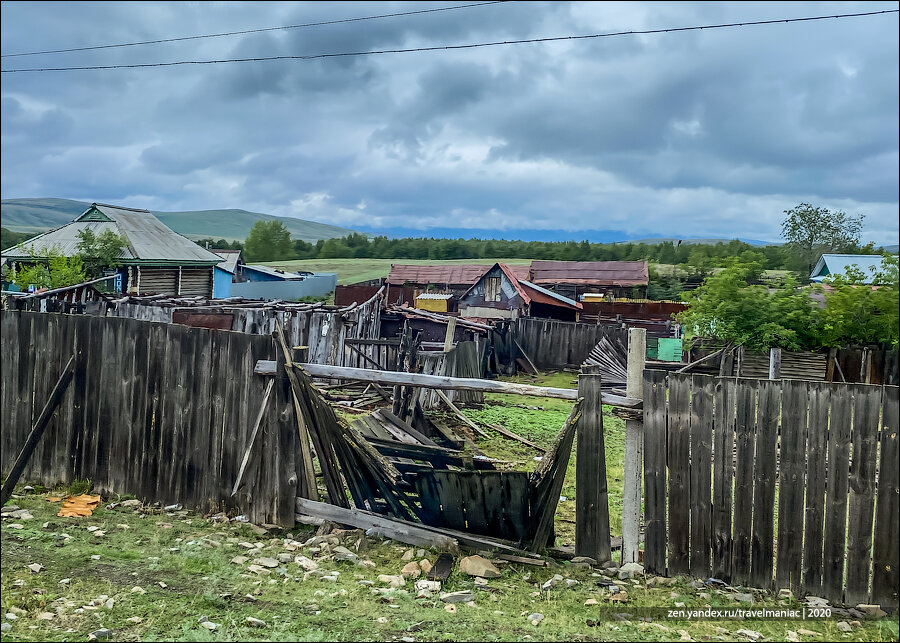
left=667, top=373, right=691, bottom=576
left=802, top=381, right=831, bottom=597
left=732, top=378, right=758, bottom=586
left=775, top=379, right=808, bottom=594
left=844, top=384, right=881, bottom=606
left=750, top=378, right=779, bottom=589
left=872, top=385, right=899, bottom=607
left=712, top=377, right=736, bottom=581
left=690, top=374, right=714, bottom=578
left=642, top=369, right=668, bottom=575
left=575, top=373, right=611, bottom=563
left=823, top=385, right=852, bottom=604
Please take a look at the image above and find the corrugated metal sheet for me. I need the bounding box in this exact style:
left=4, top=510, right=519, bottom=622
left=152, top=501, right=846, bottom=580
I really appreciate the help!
left=214, top=250, right=242, bottom=274
left=387, top=264, right=530, bottom=286
left=416, top=293, right=454, bottom=300
left=2, top=203, right=223, bottom=265
left=810, top=254, right=887, bottom=284
left=529, top=260, right=649, bottom=286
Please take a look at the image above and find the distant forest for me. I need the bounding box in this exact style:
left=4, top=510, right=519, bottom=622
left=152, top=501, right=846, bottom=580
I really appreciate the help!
left=194, top=231, right=880, bottom=272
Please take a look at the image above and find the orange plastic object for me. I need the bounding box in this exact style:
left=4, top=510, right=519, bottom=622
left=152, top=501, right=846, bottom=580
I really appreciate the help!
left=58, top=494, right=101, bottom=517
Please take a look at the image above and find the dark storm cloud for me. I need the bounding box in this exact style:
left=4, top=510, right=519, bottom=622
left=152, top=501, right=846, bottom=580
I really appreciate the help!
left=1, top=1, right=897, bottom=243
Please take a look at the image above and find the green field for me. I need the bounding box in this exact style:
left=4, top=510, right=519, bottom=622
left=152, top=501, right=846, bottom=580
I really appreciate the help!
left=260, top=258, right=533, bottom=286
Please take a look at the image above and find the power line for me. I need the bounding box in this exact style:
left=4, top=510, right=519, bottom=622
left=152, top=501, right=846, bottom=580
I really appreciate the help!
left=3, top=8, right=897, bottom=74
left=0, top=1, right=511, bottom=58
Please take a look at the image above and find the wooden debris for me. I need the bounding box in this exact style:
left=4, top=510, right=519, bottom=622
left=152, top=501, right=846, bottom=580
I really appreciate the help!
left=427, top=553, right=455, bottom=580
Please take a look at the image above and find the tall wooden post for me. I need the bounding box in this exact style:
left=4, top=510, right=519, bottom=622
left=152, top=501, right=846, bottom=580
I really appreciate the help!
left=622, top=328, right=647, bottom=564
left=575, top=373, right=611, bottom=562
left=768, top=347, right=782, bottom=380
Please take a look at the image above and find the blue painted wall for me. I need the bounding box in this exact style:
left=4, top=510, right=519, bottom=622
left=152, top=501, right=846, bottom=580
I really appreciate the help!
left=213, top=267, right=232, bottom=298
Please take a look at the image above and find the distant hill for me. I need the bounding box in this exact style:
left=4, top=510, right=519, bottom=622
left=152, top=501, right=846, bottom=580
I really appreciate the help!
left=0, top=198, right=356, bottom=243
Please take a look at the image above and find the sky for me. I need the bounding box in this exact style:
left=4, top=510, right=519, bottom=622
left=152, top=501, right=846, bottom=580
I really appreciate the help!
left=1, top=1, right=898, bottom=244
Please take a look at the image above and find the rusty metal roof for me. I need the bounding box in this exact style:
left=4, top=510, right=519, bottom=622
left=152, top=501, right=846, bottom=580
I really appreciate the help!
left=2, top=203, right=223, bottom=265
left=529, top=260, right=649, bottom=286
left=388, top=263, right=529, bottom=286
left=462, top=262, right=581, bottom=311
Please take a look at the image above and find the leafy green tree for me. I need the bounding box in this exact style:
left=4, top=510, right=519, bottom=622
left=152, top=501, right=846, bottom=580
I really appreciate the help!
left=9, top=245, right=87, bottom=290
left=817, top=255, right=899, bottom=346
left=781, top=203, right=865, bottom=275
left=243, top=221, right=295, bottom=261
left=675, top=258, right=819, bottom=351
left=76, top=228, right=129, bottom=278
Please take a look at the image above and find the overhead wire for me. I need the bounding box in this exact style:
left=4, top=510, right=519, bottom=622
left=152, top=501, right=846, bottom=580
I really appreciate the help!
left=1, top=1, right=511, bottom=57
left=2, top=8, right=897, bottom=74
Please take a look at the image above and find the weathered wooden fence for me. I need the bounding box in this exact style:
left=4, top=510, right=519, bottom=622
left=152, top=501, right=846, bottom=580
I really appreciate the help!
left=342, top=338, right=401, bottom=371
left=417, top=340, right=488, bottom=409
left=513, top=317, right=628, bottom=370
left=0, top=310, right=300, bottom=526
left=643, top=371, right=899, bottom=608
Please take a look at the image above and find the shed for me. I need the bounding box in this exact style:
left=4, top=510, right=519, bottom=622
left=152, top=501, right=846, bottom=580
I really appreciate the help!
left=528, top=260, right=649, bottom=299
left=1, top=203, right=223, bottom=297
left=459, top=262, right=582, bottom=321
left=415, top=292, right=454, bottom=313
left=809, top=254, right=889, bottom=285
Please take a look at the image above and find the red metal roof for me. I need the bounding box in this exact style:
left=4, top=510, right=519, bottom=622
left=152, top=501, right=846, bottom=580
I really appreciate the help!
left=529, top=260, right=649, bottom=286
left=387, top=263, right=529, bottom=286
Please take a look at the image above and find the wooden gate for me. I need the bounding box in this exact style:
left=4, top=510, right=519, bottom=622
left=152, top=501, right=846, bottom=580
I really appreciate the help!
left=643, top=371, right=898, bottom=608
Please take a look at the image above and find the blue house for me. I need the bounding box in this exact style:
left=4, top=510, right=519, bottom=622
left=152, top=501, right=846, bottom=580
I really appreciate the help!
left=809, top=254, right=889, bottom=285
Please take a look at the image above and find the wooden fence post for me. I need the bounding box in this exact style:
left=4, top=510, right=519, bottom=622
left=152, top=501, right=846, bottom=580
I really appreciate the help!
left=575, top=373, right=611, bottom=563
left=622, top=328, right=646, bottom=564
left=769, top=348, right=782, bottom=379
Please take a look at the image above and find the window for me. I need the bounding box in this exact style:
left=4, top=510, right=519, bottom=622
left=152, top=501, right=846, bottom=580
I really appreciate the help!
left=485, top=277, right=501, bottom=302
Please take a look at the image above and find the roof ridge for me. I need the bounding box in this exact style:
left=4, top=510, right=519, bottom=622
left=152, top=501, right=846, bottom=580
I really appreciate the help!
left=93, top=202, right=151, bottom=213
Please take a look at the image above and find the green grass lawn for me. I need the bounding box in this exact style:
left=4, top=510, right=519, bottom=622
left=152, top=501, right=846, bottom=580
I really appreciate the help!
left=258, top=258, right=533, bottom=286
left=2, top=375, right=896, bottom=641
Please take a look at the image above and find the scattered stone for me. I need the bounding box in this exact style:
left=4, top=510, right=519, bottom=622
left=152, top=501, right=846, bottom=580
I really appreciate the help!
left=565, top=579, right=580, bottom=587
left=571, top=556, right=597, bottom=565
left=231, top=555, right=250, bottom=565
left=90, top=555, right=101, bottom=561
left=377, top=617, right=388, bottom=624
left=378, top=575, right=405, bottom=588
left=584, top=598, right=599, bottom=606
left=415, top=580, right=441, bottom=592
left=59, top=578, right=71, bottom=585
left=276, top=553, right=293, bottom=564
left=248, top=564, right=270, bottom=575
left=295, top=556, right=319, bottom=572
left=199, top=620, right=218, bottom=631
left=105, top=598, right=115, bottom=610
left=796, top=628, right=820, bottom=636
left=419, top=559, right=432, bottom=574
left=87, top=629, right=113, bottom=641
left=805, top=596, right=829, bottom=607
left=444, top=604, right=457, bottom=613
left=778, top=588, right=794, bottom=600
left=836, top=621, right=852, bottom=633
left=786, top=632, right=800, bottom=643
left=459, top=555, right=501, bottom=579
left=402, top=549, right=415, bottom=561
left=474, top=577, right=489, bottom=586
left=126, top=617, right=143, bottom=625
left=8, top=523, right=23, bottom=529
left=441, top=590, right=477, bottom=604
left=158, top=582, right=167, bottom=588
left=401, top=562, right=421, bottom=579
left=28, top=563, right=44, bottom=574
left=727, top=592, right=754, bottom=604
left=528, top=613, right=544, bottom=626
left=246, top=616, right=266, bottom=628
left=38, top=612, right=56, bottom=621
left=736, top=629, right=762, bottom=641
left=541, top=574, right=564, bottom=590
left=121, top=499, right=141, bottom=508
left=5, top=614, right=17, bottom=621
left=254, top=557, right=279, bottom=568
left=647, top=576, right=677, bottom=588
left=856, top=604, right=887, bottom=618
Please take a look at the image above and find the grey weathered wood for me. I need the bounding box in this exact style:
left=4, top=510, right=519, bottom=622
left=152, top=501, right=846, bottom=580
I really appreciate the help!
left=822, top=385, right=852, bottom=604
left=676, top=346, right=725, bottom=374
left=622, top=327, right=646, bottom=564
left=712, top=376, right=736, bottom=581
left=689, top=374, right=714, bottom=579
left=768, top=348, right=782, bottom=379
left=731, top=378, right=757, bottom=586
left=750, top=378, right=779, bottom=589
left=231, top=379, right=275, bottom=497
left=486, top=422, right=546, bottom=453
left=642, top=369, right=668, bottom=576
left=775, top=379, right=808, bottom=594
left=260, top=361, right=642, bottom=407
left=844, top=384, right=881, bottom=606
left=872, top=385, right=899, bottom=607
left=434, top=388, right=488, bottom=438
left=666, top=373, right=691, bottom=576
left=802, top=381, right=830, bottom=596
left=575, top=373, right=611, bottom=563
left=0, top=354, right=76, bottom=506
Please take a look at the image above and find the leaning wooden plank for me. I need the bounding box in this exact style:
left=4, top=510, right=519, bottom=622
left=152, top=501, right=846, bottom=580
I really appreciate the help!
left=365, top=438, right=477, bottom=469
left=1, top=353, right=76, bottom=506
left=514, top=338, right=540, bottom=375
left=262, top=361, right=642, bottom=407
left=486, top=423, right=547, bottom=453
left=434, top=389, right=489, bottom=438
left=296, top=497, right=458, bottom=550
left=496, top=554, right=547, bottom=566
left=231, top=379, right=275, bottom=497
left=375, top=409, right=440, bottom=447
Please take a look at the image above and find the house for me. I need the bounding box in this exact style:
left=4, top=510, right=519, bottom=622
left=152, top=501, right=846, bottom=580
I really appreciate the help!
left=809, top=254, right=889, bottom=285
left=528, top=260, right=649, bottom=299
left=1, top=203, right=224, bottom=297
left=459, top=262, right=582, bottom=321
left=230, top=265, right=337, bottom=301
left=386, top=263, right=530, bottom=304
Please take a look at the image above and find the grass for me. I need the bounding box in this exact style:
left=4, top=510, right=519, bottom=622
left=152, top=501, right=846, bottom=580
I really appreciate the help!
left=258, top=258, right=533, bottom=286
left=2, top=375, right=897, bottom=641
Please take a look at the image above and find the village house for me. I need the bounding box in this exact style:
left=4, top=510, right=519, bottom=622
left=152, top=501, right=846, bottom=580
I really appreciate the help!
left=809, top=253, right=890, bottom=285
left=1, top=203, right=224, bottom=298
left=458, top=262, right=583, bottom=321
left=528, top=260, right=649, bottom=300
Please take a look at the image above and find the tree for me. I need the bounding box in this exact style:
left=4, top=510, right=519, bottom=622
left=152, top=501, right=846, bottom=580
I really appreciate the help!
left=76, top=228, right=129, bottom=278
left=817, top=254, right=899, bottom=347
left=9, top=245, right=87, bottom=290
left=675, top=258, right=819, bottom=351
left=243, top=221, right=295, bottom=262
left=780, top=203, right=864, bottom=275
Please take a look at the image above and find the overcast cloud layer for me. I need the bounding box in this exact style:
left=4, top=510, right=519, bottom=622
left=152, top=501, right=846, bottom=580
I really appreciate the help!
left=2, top=1, right=898, bottom=243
